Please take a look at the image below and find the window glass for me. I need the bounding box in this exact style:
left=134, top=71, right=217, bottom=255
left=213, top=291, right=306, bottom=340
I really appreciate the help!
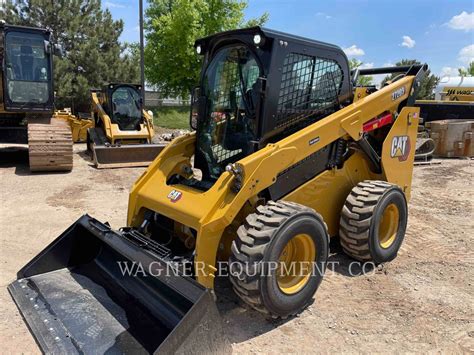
left=197, top=45, right=261, bottom=179
left=5, top=31, right=51, bottom=104
left=111, top=86, right=143, bottom=130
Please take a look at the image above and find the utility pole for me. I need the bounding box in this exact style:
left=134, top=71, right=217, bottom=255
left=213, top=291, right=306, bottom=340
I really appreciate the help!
left=139, top=0, right=145, bottom=104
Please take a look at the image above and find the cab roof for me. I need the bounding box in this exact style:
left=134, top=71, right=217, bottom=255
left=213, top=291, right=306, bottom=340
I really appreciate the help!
left=0, top=22, right=50, bottom=35
left=194, top=26, right=342, bottom=52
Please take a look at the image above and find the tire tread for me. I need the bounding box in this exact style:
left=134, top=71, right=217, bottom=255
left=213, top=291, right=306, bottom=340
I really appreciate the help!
left=229, top=200, right=327, bottom=318
left=339, top=180, right=399, bottom=262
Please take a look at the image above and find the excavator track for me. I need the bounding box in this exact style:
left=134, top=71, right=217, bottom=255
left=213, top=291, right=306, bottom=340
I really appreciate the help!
left=28, top=118, right=73, bottom=172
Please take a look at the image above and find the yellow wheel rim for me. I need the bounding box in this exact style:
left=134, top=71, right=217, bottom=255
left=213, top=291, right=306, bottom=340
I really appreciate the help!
left=378, top=203, right=399, bottom=249
left=277, top=234, right=316, bottom=295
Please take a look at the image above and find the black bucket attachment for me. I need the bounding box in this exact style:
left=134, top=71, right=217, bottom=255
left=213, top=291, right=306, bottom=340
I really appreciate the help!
left=8, top=215, right=230, bottom=354
left=91, top=143, right=166, bottom=169
left=87, top=127, right=166, bottom=169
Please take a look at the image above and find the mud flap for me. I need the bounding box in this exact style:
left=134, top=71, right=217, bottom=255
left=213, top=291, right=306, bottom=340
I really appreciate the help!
left=8, top=215, right=230, bottom=354
left=88, top=128, right=166, bottom=169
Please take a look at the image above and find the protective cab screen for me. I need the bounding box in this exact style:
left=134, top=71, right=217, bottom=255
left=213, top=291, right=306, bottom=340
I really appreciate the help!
left=5, top=31, right=51, bottom=104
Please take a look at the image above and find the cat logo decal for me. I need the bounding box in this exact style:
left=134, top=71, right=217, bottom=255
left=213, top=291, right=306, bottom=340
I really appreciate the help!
left=390, top=136, right=411, bottom=162
left=167, top=189, right=182, bottom=203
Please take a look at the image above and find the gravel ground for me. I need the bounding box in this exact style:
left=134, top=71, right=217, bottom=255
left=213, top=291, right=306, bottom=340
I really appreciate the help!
left=0, top=144, right=472, bottom=353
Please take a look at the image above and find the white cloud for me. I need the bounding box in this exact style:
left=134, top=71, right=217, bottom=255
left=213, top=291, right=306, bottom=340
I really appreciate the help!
left=401, top=35, right=415, bottom=48
left=447, top=11, right=474, bottom=31
left=458, top=44, right=474, bottom=64
left=104, top=1, right=125, bottom=8
left=383, top=61, right=395, bottom=67
left=343, top=45, right=365, bottom=57
left=316, top=12, right=332, bottom=19
left=441, top=67, right=459, bottom=77
left=424, top=23, right=436, bottom=35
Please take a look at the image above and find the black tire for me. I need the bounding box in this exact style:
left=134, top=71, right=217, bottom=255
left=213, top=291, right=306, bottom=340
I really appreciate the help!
left=229, top=200, right=329, bottom=318
left=339, top=180, right=408, bottom=264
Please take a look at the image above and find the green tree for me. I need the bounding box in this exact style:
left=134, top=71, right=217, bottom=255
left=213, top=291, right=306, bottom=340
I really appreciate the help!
left=458, top=62, right=474, bottom=76
left=348, top=58, right=374, bottom=86
left=145, top=0, right=268, bottom=98
left=1, top=0, right=140, bottom=112
left=382, top=59, right=439, bottom=100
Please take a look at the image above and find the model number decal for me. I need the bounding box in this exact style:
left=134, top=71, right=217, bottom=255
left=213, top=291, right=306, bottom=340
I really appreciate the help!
left=390, top=135, right=410, bottom=162
left=167, top=189, right=182, bottom=203
left=309, top=137, right=320, bottom=146
left=391, top=86, right=406, bottom=101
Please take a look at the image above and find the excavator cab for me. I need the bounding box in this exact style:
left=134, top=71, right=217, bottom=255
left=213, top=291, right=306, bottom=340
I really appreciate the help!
left=0, top=23, right=73, bottom=172
left=1, top=26, right=54, bottom=111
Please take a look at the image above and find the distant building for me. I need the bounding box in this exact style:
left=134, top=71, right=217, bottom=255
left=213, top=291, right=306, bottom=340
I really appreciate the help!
left=144, top=85, right=190, bottom=108
left=144, top=91, right=190, bottom=108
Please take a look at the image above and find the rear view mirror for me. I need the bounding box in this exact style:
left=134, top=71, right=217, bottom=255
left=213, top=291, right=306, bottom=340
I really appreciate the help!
left=190, top=86, right=201, bottom=130
left=191, top=86, right=200, bottom=105
left=54, top=44, right=64, bottom=57
left=244, top=77, right=265, bottom=118
left=43, top=40, right=52, bottom=54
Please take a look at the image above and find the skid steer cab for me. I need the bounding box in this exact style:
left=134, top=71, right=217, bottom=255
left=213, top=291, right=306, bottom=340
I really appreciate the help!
left=86, top=83, right=165, bottom=168
left=10, top=27, right=426, bottom=353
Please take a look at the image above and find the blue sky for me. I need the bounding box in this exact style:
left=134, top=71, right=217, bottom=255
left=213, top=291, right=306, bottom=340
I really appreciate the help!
left=104, top=0, right=473, bottom=81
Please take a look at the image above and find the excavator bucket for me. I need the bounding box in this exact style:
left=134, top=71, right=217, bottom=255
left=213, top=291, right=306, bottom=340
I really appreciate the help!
left=8, top=215, right=230, bottom=354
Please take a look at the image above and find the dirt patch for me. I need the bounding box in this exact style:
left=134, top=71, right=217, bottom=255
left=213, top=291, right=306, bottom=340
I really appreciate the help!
left=0, top=152, right=472, bottom=353
left=46, top=184, right=89, bottom=209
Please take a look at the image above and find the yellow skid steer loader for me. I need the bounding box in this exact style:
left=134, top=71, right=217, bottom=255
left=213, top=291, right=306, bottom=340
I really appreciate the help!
left=9, top=27, right=425, bottom=353
left=87, top=83, right=165, bottom=168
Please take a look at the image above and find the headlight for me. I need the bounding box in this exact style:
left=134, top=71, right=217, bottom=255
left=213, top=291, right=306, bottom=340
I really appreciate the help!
left=196, top=45, right=202, bottom=54
left=253, top=34, right=262, bottom=45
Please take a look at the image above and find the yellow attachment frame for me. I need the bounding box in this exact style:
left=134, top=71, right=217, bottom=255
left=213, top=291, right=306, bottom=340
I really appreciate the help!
left=54, top=110, right=94, bottom=143
left=127, top=76, right=419, bottom=289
